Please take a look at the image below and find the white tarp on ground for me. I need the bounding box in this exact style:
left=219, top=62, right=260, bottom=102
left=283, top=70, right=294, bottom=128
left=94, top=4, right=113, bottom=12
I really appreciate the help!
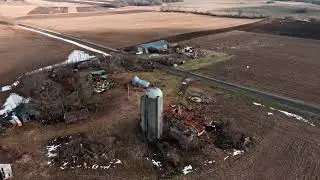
left=0, top=93, right=30, bottom=116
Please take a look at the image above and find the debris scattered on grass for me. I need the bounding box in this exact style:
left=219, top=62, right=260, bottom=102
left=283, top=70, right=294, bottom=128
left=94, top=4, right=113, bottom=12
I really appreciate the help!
left=267, top=112, right=273, bottom=116
left=182, top=165, right=193, bottom=175
left=45, top=134, right=122, bottom=171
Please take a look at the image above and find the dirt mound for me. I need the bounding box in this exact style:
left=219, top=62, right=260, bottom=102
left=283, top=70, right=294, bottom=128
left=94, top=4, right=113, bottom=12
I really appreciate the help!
left=46, top=134, right=122, bottom=170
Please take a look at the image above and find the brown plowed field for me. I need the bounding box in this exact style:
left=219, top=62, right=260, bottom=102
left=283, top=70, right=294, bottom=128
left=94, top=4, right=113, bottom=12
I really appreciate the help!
left=0, top=24, right=77, bottom=85
left=242, top=18, right=320, bottom=40
left=19, top=12, right=259, bottom=48
left=189, top=87, right=320, bottom=180
left=183, top=30, right=320, bottom=105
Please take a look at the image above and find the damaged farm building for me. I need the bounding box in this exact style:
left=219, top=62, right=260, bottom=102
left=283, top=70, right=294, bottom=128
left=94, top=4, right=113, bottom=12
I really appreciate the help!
left=0, top=47, right=255, bottom=179
left=1, top=16, right=318, bottom=179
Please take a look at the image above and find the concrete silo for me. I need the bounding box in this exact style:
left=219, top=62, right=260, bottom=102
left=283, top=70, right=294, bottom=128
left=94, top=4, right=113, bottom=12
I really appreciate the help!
left=140, top=87, right=163, bottom=141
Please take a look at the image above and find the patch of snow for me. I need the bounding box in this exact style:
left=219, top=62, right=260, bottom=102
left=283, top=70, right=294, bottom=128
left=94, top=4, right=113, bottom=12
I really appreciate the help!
left=253, top=102, right=315, bottom=127
left=17, top=25, right=110, bottom=57
left=224, top=156, right=229, bottom=160
left=276, top=109, right=315, bottom=127
left=114, top=159, right=122, bottom=164
left=253, top=102, right=264, bottom=107
left=232, top=149, right=244, bottom=156
left=182, top=165, right=193, bottom=175
left=267, top=112, right=273, bottom=116
left=0, top=93, right=30, bottom=116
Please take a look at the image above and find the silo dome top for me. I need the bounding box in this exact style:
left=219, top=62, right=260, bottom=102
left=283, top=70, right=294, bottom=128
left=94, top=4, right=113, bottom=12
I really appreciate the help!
left=146, top=87, right=163, bottom=99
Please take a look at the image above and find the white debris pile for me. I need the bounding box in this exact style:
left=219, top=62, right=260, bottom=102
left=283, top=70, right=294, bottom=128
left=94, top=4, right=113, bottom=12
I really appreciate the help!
left=46, top=144, right=60, bottom=158
left=182, top=165, right=193, bottom=175
left=204, top=160, right=215, bottom=165
left=59, top=159, right=122, bottom=170
left=0, top=93, right=30, bottom=116
left=66, top=50, right=94, bottom=64
left=232, top=149, right=244, bottom=156
left=252, top=102, right=315, bottom=127
left=46, top=134, right=122, bottom=171
left=152, top=159, right=162, bottom=169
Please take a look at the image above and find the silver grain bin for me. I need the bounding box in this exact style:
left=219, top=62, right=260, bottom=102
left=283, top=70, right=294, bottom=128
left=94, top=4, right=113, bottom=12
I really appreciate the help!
left=140, top=87, right=163, bottom=141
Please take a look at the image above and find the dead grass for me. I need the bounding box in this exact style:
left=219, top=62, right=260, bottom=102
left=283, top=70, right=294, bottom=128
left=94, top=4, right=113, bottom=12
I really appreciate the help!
left=178, top=51, right=232, bottom=71
left=0, top=70, right=182, bottom=179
